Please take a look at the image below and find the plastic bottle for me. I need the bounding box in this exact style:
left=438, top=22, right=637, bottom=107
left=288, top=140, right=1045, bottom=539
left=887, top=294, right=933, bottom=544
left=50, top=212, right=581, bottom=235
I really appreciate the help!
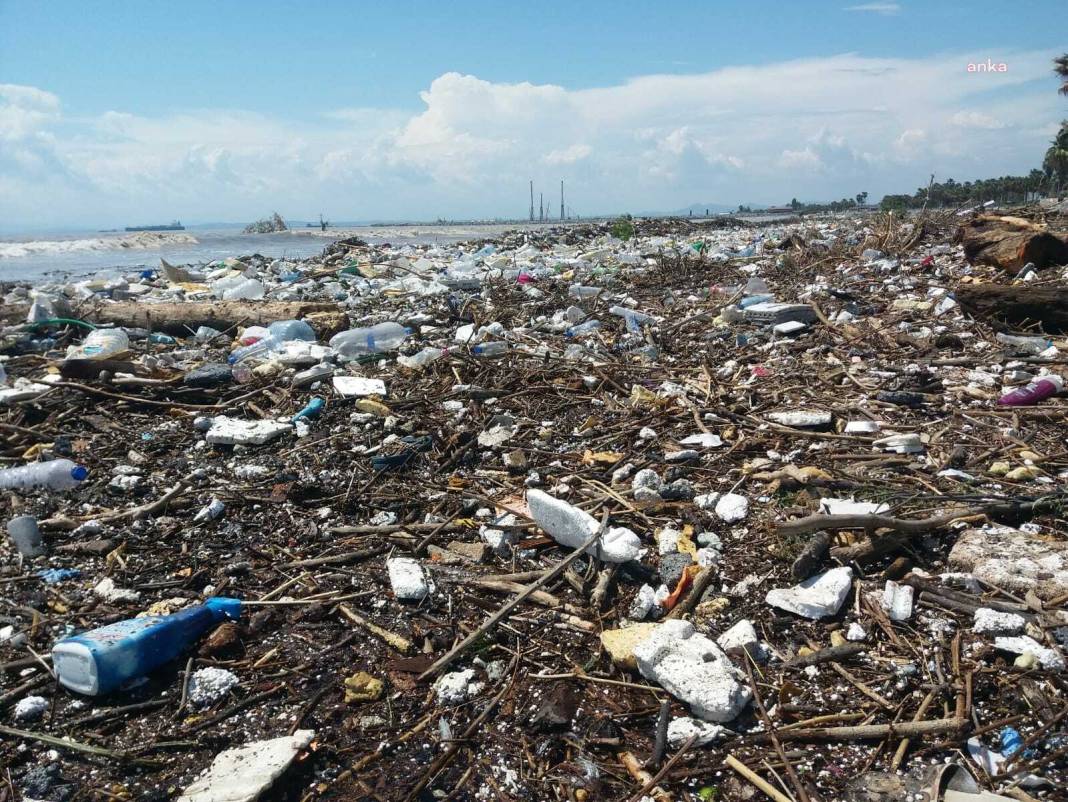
left=329, top=323, right=411, bottom=357
left=268, top=319, right=317, bottom=342
left=608, top=306, right=655, bottom=333
left=51, top=597, right=242, bottom=695
left=739, top=294, right=774, bottom=309
left=0, top=459, right=88, bottom=491
left=472, top=342, right=509, bottom=357
left=565, top=320, right=602, bottom=338
left=568, top=285, right=602, bottom=299
left=398, top=347, right=448, bottom=369
left=228, top=335, right=281, bottom=365
left=292, top=397, right=325, bottom=422
left=744, top=276, right=770, bottom=295
left=997, top=374, right=1063, bottom=406
left=148, top=332, right=176, bottom=345
left=67, top=329, right=130, bottom=360
left=0, top=361, right=6, bottom=386
left=996, top=333, right=1052, bottom=355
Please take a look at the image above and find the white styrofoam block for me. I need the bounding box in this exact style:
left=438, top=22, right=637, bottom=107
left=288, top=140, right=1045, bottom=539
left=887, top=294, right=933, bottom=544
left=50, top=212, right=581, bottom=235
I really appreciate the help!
left=526, top=489, right=640, bottom=563
left=332, top=376, right=387, bottom=397
left=765, top=567, right=853, bottom=619
left=714, top=493, right=749, bottom=524
left=972, top=608, right=1026, bottom=635
left=881, top=580, right=914, bottom=622
left=634, top=619, right=750, bottom=722
left=387, top=557, right=431, bottom=601
left=177, top=730, right=315, bottom=802
left=205, top=417, right=292, bottom=446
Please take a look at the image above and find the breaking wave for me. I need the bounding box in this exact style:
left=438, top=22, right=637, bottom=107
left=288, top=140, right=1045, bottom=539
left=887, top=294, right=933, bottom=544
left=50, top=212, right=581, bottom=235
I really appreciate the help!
left=0, top=231, right=198, bottom=259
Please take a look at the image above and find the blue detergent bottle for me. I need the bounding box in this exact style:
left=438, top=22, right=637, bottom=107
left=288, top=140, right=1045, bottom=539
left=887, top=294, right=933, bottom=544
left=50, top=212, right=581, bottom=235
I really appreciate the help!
left=52, top=597, right=242, bottom=695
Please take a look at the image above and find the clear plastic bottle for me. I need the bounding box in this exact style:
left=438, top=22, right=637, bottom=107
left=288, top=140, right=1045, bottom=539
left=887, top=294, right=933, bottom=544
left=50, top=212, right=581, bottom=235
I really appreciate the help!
left=229, top=335, right=281, bottom=365
left=568, top=285, right=602, bottom=299
left=268, top=319, right=317, bottom=342
left=329, top=323, right=411, bottom=357
left=565, top=320, right=602, bottom=337
left=608, top=306, right=655, bottom=333
left=52, top=597, right=242, bottom=695
left=0, top=459, right=88, bottom=491
left=398, top=347, right=448, bottom=369
left=66, top=329, right=130, bottom=360
left=995, top=333, right=1052, bottom=355
left=472, top=342, right=509, bottom=357
left=997, top=374, right=1063, bottom=406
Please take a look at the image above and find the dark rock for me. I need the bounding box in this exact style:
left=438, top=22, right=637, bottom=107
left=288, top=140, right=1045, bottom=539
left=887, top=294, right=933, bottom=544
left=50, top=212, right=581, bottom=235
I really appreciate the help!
left=659, top=551, right=693, bottom=588
left=184, top=363, right=233, bottom=387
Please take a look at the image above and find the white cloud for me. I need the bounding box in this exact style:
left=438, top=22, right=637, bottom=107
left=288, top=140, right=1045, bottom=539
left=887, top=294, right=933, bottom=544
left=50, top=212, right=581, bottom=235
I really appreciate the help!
left=543, top=143, right=592, bottom=165
left=0, top=49, right=1061, bottom=227
left=844, top=3, right=901, bottom=15
left=950, top=110, right=1006, bottom=129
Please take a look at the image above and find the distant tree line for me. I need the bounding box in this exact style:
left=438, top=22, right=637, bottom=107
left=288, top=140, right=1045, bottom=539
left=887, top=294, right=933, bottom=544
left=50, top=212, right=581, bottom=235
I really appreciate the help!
left=878, top=172, right=1050, bottom=212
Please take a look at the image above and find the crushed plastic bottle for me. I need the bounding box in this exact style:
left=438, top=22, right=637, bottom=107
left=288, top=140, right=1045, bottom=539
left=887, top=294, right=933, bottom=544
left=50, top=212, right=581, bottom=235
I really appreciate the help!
left=329, top=322, right=411, bottom=357
left=398, top=347, right=448, bottom=370
left=565, top=320, right=602, bottom=337
left=66, top=328, right=130, bottom=360
left=0, top=459, right=88, bottom=492
left=52, top=597, right=242, bottom=695
left=608, top=306, right=656, bottom=332
left=997, top=374, right=1063, bottom=406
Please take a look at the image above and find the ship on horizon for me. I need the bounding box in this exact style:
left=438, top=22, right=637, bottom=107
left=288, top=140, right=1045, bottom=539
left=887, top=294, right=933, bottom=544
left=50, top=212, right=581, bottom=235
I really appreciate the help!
left=125, top=220, right=184, bottom=232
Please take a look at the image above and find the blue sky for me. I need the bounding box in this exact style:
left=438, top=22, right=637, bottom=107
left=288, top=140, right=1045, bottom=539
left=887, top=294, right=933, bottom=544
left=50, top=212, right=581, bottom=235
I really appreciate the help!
left=1, top=0, right=1065, bottom=228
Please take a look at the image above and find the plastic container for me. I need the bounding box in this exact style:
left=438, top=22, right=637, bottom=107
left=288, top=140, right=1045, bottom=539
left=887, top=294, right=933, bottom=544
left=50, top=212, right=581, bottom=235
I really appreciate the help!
left=568, top=285, right=602, bottom=299
left=565, top=320, right=602, bottom=338
left=237, top=325, right=270, bottom=345
left=52, top=597, right=242, bottom=695
left=221, top=279, right=265, bottom=301
left=398, top=347, right=448, bottom=369
left=472, top=342, right=509, bottom=357
left=66, top=329, right=129, bottom=360
left=739, top=294, right=774, bottom=309
left=608, top=306, right=655, bottom=333
left=7, top=515, right=43, bottom=557
left=0, top=459, right=88, bottom=491
left=228, top=335, right=281, bottom=365
left=268, top=319, right=317, bottom=342
left=292, top=397, right=325, bottom=422
left=996, top=333, right=1052, bottom=355
left=329, top=323, right=411, bottom=357
left=998, top=374, right=1063, bottom=406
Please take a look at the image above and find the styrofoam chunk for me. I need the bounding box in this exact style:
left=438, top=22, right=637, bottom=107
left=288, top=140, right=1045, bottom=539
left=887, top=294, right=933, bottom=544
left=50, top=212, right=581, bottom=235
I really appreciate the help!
left=177, top=730, right=315, bottom=802
left=633, top=619, right=750, bottom=722
left=526, top=490, right=640, bottom=563
left=765, top=567, right=853, bottom=619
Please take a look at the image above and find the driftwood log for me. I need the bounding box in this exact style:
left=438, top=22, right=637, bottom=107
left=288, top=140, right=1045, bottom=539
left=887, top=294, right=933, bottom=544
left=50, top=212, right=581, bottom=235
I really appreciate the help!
left=3, top=300, right=346, bottom=337
left=955, top=283, right=1068, bottom=334
left=956, top=216, right=1068, bottom=274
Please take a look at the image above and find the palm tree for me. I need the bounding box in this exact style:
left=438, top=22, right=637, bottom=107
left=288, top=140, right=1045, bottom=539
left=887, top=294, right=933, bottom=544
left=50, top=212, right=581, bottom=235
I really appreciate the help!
left=1044, top=122, right=1068, bottom=193
left=1055, top=54, right=1068, bottom=96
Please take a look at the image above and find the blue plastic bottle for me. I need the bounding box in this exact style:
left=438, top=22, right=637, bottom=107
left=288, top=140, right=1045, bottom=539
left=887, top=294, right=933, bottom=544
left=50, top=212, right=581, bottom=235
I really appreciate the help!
left=52, top=597, right=242, bottom=695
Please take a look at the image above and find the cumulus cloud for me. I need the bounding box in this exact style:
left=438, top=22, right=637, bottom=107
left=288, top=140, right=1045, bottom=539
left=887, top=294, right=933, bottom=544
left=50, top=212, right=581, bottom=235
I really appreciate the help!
left=0, top=49, right=1060, bottom=227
